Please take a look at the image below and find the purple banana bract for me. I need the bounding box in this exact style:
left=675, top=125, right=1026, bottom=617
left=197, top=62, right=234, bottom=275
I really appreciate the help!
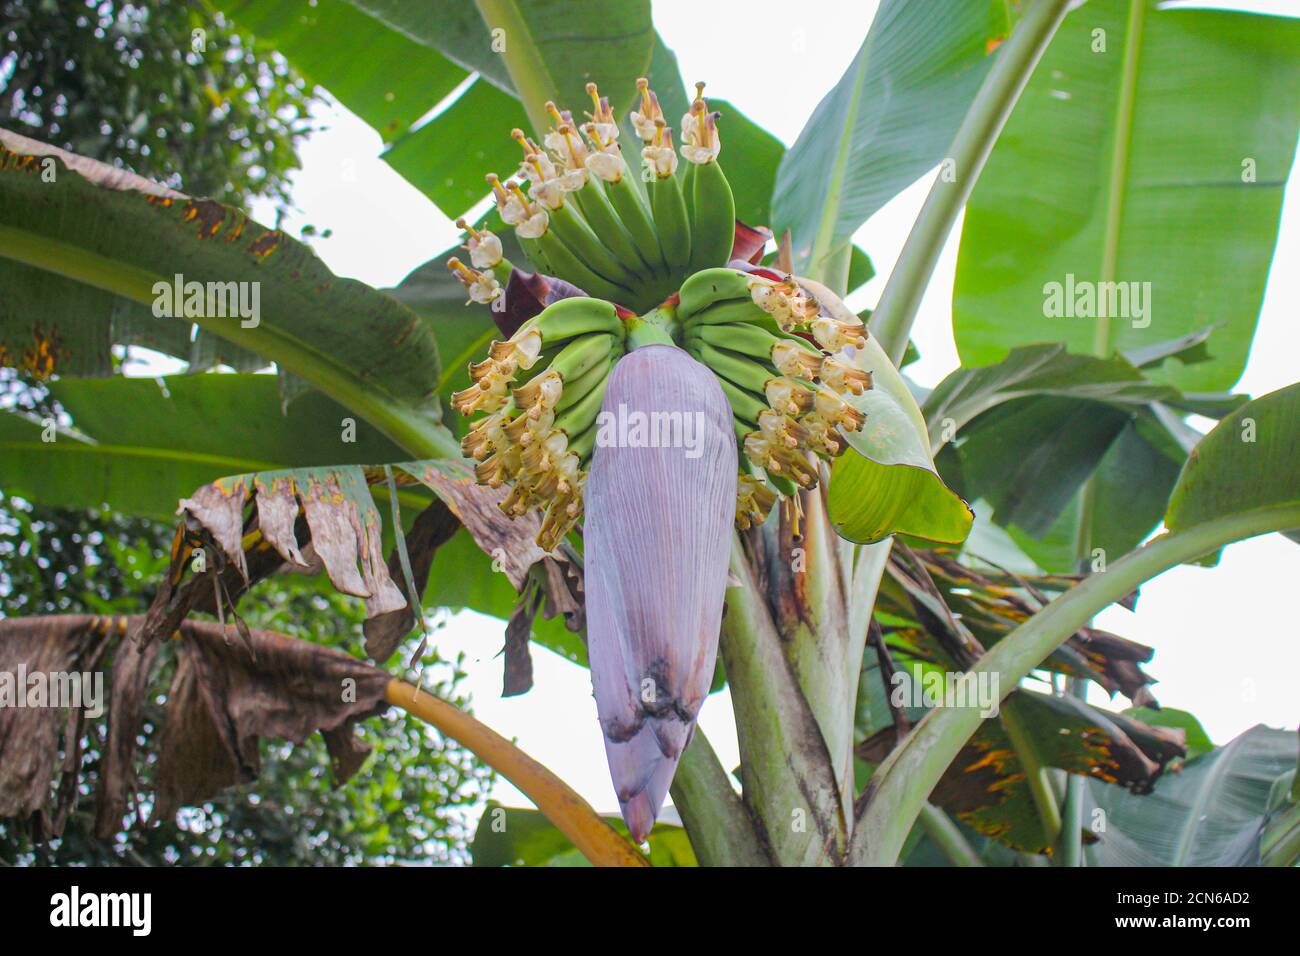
left=583, top=344, right=737, bottom=841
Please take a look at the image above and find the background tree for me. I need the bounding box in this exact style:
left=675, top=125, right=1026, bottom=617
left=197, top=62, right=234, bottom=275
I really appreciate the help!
left=0, top=0, right=313, bottom=206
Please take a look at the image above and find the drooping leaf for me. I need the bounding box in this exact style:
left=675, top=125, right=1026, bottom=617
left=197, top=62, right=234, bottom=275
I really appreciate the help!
left=1166, top=383, right=1300, bottom=539
left=953, top=1, right=1300, bottom=392
left=1123, top=707, right=1214, bottom=761
left=773, top=0, right=1011, bottom=277
left=0, top=615, right=392, bottom=840
left=877, top=548, right=1159, bottom=703
left=1085, top=724, right=1298, bottom=866
left=922, top=343, right=1176, bottom=450
left=0, top=616, right=117, bottom=838
left=0, top=132, right=456, bottom=459
left=931, top=690, right=1184, bottom=854
left=997, top=413, right=1191, bottom=572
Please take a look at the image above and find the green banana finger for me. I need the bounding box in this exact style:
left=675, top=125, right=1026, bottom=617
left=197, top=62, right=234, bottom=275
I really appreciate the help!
left=713, top=374, right=767, bottom=425
left=524, top=296, right=625, bottom=346
left=575, top=180, right=653, bottom=282
left=693, top=341, right=774, bottom=395
left=555, top=367, right=611, bottom=438
left=680, top=160, right=698, bottom=228
left=536, top=229, right=636, bottom=304
left=605, top=174, right=667, bottom=278
left=554, top=353, right=613, bottom=413
left=692, top=321, right=781, bottom=363
left=686, top=158, right=736, bottom=275
left=549, top=332, right=614, bottom=384
left=647, top=170, right=692, bottom=277
left=677, top=267, right=752, bottom=319
left=567, top=417, right=600, bottom=463
left=518, top=234, right=556, bottom=278
left=547, top=201, right=640, bottom=288
left=684, top=298, right=772, bottom=329
left=733, top=416, right=755, bottom=446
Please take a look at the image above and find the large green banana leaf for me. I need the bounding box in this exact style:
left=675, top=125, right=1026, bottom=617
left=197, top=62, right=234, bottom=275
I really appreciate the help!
left=215, top=0, right=654, bottom=218
left=773, top=0, right=1011, bottom=279
left=0, top=131, right=456, bottom=459
left=953, top=0, right=1300, bottom=392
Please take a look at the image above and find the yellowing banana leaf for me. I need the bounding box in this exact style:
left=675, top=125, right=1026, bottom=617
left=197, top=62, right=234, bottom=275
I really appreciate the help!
left=930, top=689, right=1185, bottom=854
left=954, top=0, right=1300, bottom=392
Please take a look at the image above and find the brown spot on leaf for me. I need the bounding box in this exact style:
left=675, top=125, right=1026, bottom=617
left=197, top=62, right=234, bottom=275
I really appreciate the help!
left=249, top=229, right=284, bottom=260
left=183, top=198, right=227, bottom=239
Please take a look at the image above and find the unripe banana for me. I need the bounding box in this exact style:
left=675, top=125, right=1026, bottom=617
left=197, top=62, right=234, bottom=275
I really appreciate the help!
left=554, top=365, right=611, bottom=438
left=713, top=374, right=767, bottom=426
left=686, top=158, right=736, bottom=275
left=692, top=341, right=774, bottom=396
left=677, top=267, right=753, bottom=319
left=768, top=473, right=798, bottom=499
left=574, top=180, right=654, bottom=281
left=648, top=170, right=692, bottom=276
left=535, top=230, right=636, bottom=304
left=690, top=322, right=782, bottom=363
left=566, top=418, right=600, bottom=463
left=604, top=174, right=667, bottom=278
left=547, top=201, right=640, bottom=289
left=554, top=353, right=613, bottom=414
left=547, top=332, right=615, bottom=384
left=521, top=296, right=625, bottom=347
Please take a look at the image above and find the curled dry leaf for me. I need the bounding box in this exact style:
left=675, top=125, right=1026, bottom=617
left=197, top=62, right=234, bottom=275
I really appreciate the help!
left=0, top=616, right=392, bottom=841
left=0, top=616, right=121, bottom=838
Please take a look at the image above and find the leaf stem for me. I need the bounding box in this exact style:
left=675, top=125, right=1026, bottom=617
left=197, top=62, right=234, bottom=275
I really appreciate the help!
left=870, top=0, right=1073, bottom=364
left=387, top=679, right=649, bottom=867
left=916, top=802, right=984, bottom=867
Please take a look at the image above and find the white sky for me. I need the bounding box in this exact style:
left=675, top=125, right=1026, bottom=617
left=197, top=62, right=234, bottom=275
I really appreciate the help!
left=244, top=0, right=1300, bottom=815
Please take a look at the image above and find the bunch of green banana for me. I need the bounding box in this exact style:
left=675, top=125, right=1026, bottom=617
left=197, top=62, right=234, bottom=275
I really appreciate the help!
left=677, top=267, right=873, bottom=527
left=445, top=79, right=739, bottom=315
left=454, top=297, right=626, bottom=550
left=444, top=81, right=885, bottom=845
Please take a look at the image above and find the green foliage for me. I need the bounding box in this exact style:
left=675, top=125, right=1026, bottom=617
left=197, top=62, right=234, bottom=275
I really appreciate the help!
left=0, top=0, right=315, bottom=206
left=773, top=0, right=1010, bottom=279
left=953, top=0, right=1300, bottom=391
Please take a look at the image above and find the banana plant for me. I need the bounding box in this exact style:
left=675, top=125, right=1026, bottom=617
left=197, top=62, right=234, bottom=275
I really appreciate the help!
left=1, top=0, right=1298, bottom=867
